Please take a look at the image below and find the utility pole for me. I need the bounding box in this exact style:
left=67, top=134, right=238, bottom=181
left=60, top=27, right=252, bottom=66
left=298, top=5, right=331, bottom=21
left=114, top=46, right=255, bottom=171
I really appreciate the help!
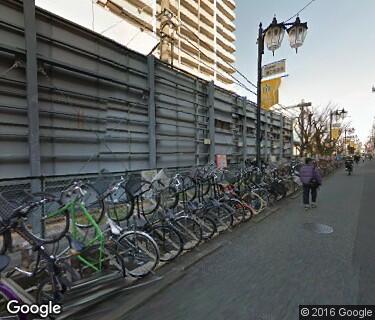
left=284, top=100, right=312, bottom=157
left=160, top=0, right=170, bottom=63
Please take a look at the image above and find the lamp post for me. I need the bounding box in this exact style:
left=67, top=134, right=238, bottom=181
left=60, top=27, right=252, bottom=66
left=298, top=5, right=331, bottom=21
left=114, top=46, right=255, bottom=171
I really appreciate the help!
left=256, top=16, right=308, bottom=167
left=344, top=127, right=355, bottom=155
left=329, top=108, right=347, bottom=141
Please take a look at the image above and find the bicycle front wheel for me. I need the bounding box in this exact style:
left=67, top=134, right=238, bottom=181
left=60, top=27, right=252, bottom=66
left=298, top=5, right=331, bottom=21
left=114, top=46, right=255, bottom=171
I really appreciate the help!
left=149, top=225, right=183, bottom=262
left=173, top=216, right=202, bottom=250
left=0, top=282, right=27, bottom=320
left=117, top=231, right=160, bottom=278
left=22, top=193, right=69, bottom=244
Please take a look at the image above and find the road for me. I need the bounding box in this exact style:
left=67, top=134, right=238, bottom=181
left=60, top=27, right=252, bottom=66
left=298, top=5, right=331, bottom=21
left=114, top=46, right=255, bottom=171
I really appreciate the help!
left=74, top=160, right=375, bottom=320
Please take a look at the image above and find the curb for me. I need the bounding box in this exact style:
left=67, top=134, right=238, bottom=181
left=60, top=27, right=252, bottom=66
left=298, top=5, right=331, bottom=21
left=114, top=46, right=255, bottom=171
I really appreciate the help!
left=111, top=241, right=224, bottom=320
left=253, top=207, right=280, bottom=223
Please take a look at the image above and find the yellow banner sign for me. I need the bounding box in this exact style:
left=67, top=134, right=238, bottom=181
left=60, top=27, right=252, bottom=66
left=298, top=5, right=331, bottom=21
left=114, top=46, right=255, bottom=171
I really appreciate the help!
left=331, top=128, right=341, bottom=140
left=261, top=77, right=281, bottom=110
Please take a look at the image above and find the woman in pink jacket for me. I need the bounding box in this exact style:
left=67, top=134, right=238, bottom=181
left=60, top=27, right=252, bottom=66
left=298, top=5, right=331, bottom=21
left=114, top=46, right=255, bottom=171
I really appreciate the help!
left=299, top=158, right=322, bottom=210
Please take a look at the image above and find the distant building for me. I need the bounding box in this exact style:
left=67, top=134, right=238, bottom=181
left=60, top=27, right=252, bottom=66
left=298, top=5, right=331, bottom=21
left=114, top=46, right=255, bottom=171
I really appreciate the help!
left=35, top=0, right=236, bottom=90
left=96, top=0, right=236, bottom=90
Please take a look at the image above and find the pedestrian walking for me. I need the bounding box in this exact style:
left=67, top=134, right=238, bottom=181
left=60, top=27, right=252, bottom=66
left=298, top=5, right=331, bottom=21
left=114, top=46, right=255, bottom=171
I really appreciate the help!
left=299, top=158, right=322, bottom=210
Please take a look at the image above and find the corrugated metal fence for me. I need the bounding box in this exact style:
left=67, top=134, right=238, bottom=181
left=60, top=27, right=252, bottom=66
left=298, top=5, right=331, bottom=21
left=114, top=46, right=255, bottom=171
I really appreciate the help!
left=0, top=0, right=293, bottom=180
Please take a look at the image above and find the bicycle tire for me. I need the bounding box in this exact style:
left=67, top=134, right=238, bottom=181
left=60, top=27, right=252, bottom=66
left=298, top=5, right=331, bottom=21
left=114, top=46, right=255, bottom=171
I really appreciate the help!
left=163, top=186, right=179, bottom=209
left=195, top=215, right=217, bottom=240
left=0, top=282, right=27, bottom=320
left=0, top=230, right=11, bottom=255
left=242, top=192, right=264, bottom=215
left=106, top=185, right=134, bottom=222
left=36, top=274, right=66, bottom=306
left=137, top=181, right=160, bottom=216
left=224, top=199, right=247, bottom=224
left=116, top=231, right=160, bottom=278
left=104, top=243, right=127, bottom=278
left=183, top=176, right=197, bottom=202
left=173, top=216, right=202, bottom=250
left=75, top=184, right=105, bottom=228
left=149, top=225, right=183, bottom=262
left=206, top=206, right=233, bottom=232
left=21, top=193, right=69, bottom=244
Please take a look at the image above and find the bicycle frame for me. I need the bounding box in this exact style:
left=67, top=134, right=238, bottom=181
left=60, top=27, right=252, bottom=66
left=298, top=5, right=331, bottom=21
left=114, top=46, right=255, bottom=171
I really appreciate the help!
left=47, top=199, right=105, bottom=273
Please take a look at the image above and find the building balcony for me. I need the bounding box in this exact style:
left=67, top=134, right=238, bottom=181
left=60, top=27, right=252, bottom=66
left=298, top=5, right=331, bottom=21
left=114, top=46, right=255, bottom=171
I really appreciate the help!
left=216, top=27, right=235, bottom=52
left=216, top=11, right=235, bottom=32
left=216, top=19, right=236, bottom=42
left=180, top=37, right=215, bottom=62
left=216, top=48, right=235, bottom=64
left=216, top=34, right=235, bottom=53
left=223, top=0, right=236, bottom=10
left=217, top=0, right=236, bottom=21
left=99, top=0, right=153, bottom=31
left=199, top=7, right=214, bottom=29
left=180, top=50, right=199, bottom=69
left=216, top=72, right=234, bottom=85
left=216, top=57, right=235, bottom=74
left=125, top=0, right=153, bottom=15
left=200, top=64, right=215, bottom=77
left=197, top=25, right=215, bottom=43
left=200, top=0, right=214, bottom=16
left=180, top=5, right=199, bottom=30
left=181, top=0, right=199, bottom=16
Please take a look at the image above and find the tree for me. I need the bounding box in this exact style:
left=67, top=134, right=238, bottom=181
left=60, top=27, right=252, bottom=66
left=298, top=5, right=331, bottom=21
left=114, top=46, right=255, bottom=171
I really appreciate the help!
left=295, top=103, right=348, bottom=157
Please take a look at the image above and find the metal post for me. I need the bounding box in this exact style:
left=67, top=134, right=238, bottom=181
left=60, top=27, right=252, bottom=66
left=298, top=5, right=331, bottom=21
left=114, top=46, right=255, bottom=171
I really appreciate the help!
left=329, top=111, right=333, bottom=141
left=194, top=79, right=199, bottom=165
left=24, top=0, right=41, bottom=234
left=280, top=116, right=284, bottom=160
left=256, top=23, right=263, bottom=168
left=300, top=105, right=305, bottom=157
left=147, top=55, right=157, bottom=168
left=291, top=118, right=295, bottom=158
left=160, top=0, right=170, bottom=63
left=264, top=112, right=269, bottom=162
left=242, top=98, right=247, bottom=165
left=208, top=81, right=215, bottom=163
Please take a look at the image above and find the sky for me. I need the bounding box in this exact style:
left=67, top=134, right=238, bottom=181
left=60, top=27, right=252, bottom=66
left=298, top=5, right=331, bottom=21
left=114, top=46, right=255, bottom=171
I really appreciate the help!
left=35, top=0, right=375, bottom=143
left=235, top=0, right=375, bottom=143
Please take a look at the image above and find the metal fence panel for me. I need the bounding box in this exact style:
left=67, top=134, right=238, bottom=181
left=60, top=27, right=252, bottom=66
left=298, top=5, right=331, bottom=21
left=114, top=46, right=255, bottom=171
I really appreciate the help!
left=0, top=0, right=293, bottom=179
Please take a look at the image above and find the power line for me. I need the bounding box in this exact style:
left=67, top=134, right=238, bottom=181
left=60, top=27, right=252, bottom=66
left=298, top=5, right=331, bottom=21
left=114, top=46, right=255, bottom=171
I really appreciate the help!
left=144, top=22, right=255, bottom=94
left=177, top=21, right=258, bottom=89
left=91, top=0, right=95, bottom=31
left=177, top=43, right=256, bottom=95
left=99, top=19, right=125, bottom=35
left=175, top=29, right=256, bottom=95
left=283, top=0, right=317, bottom=23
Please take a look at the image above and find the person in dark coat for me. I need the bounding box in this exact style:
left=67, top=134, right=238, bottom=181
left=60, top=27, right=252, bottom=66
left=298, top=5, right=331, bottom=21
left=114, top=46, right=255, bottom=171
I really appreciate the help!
left=299, top=158, right=322, bottom=210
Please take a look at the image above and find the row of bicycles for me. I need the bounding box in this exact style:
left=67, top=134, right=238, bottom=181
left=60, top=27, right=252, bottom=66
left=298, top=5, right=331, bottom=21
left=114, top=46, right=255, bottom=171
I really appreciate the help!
left=0, top=159, right=320, bottom=319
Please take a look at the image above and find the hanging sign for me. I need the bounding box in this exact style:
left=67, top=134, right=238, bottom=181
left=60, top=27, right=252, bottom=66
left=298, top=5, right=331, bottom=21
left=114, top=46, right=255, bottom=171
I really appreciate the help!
left=261, top=77, right=281, bottom=110
left=262, top=59, right=286, bottom=78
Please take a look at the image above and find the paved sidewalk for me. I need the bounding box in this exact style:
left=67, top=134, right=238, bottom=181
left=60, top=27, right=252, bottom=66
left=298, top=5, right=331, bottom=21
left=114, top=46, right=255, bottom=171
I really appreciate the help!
left=77, top=161, right=375, bottom=320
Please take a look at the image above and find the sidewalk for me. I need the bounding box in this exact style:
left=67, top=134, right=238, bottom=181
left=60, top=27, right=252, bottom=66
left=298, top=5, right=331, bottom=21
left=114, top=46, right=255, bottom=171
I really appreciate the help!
left=114, top=161, right=374, bottom=320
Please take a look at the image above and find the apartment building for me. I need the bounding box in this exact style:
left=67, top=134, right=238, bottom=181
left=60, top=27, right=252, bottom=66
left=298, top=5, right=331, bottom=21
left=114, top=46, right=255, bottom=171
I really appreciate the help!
left=96, top=0, right=236, bottom=90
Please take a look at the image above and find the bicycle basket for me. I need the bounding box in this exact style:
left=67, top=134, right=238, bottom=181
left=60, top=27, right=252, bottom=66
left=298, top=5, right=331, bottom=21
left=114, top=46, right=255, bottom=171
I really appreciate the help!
left=222, top=170, right=238, bottom=184
left=124, top=174, right=143, bottom=196
left=0, top=189, right=34, bottom=219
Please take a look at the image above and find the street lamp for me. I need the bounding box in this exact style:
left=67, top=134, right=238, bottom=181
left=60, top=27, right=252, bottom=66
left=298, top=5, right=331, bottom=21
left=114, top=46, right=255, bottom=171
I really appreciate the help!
left=329, top=108, right=347, bottom=141
left=256, top=16, right=308, bottom=167
left=287, top=17, right=308, bottom=53
left=344, top=127, right=355, bottom=155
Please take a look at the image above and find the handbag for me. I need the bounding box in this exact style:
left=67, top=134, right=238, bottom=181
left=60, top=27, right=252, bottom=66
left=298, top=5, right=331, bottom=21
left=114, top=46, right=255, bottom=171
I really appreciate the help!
left=309, top=177, right=319, bottom=188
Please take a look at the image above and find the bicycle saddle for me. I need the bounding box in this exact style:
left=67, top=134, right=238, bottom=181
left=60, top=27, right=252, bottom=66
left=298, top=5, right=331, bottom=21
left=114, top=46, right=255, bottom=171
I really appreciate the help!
left=66, top=234, right=85, bottom=255
left=108, top=218, right=122, bottom=236
left=0, top=255, right=10, bottom=272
